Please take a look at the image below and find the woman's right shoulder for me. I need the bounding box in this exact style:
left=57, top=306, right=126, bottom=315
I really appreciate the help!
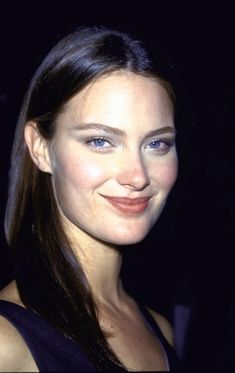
left=0, top=282, right=39, bottom=372
left=0, top=314, right=30, bottom=371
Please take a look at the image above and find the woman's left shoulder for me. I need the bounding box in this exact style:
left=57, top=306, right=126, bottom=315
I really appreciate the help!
left=147, top=308, right=174, bottom=347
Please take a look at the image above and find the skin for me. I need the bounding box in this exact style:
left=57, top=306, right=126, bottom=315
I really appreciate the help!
left=48, top=72, right=177, bottom=247
left=0, top=71, right=178, bottom=371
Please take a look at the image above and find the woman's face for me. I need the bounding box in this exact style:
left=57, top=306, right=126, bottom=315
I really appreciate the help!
left=47, top=72, right=178, bottom=245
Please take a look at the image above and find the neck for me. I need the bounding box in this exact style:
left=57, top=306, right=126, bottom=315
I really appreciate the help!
left=78, top=240, right=124, bottom=305
left=64, top=220, right=125, bottom=305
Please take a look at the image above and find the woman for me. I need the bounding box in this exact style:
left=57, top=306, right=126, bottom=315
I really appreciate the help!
left=0, top=26, right=180, bottom=371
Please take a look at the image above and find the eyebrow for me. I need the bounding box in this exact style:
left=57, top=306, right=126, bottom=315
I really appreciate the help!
left=71, top=123, right=176, bottom=138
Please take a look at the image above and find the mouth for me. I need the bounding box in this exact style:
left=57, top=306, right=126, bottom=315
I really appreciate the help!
left=101, top=195, right=151, bottom=214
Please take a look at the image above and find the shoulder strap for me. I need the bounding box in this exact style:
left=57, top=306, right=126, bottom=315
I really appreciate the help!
left=138, top=304, right=183, bottom=371
left=138, top=304, right=170, bottom=345
left=0, top=300, right=95, bottom=371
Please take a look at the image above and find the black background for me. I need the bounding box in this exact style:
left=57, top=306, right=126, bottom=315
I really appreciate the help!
left=0, top=3, right=234, bottom=371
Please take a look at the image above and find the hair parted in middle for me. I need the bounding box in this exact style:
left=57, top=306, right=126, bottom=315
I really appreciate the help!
left=5, top=25, right=176, bottom=370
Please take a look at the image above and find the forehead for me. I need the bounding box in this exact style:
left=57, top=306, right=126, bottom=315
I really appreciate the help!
left=58, top=72, right=174, bottom=127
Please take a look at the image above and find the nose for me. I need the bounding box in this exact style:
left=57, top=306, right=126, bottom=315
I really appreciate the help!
left=116, top=150, right=150, bottom=191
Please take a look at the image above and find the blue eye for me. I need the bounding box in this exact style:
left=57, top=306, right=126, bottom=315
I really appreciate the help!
left=84, top=137, right=112, bottom=150
left=148, top=140, right=161, bottom=149
left=92, top=138, right=108, bottom=147
left=146, top=139, right=174, bottom=154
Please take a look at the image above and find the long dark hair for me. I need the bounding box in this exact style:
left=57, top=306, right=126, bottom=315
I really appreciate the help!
left=4, top=26, right=175, bottom=370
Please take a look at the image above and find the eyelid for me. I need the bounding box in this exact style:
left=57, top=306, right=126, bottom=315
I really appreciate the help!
left=82, top=135, right=116, bottom=152
left=144, top=137, right=176, bottom=154
left=145, top=136, right=176, bottom=145
left=83, top=135, right=114, bottom=144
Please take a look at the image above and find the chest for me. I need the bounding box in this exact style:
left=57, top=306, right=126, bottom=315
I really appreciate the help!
left=100, top=309, right=169, bottom=371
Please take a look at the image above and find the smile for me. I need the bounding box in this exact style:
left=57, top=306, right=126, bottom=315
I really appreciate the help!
left=101, top=195, right=151, bottom=214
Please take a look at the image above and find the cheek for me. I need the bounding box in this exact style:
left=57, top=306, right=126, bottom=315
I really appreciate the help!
left=54, top=155, right=109, bottom=191
left=154, top=159, right=178, bottom=190
left=83, top=162, right=109, bottom=182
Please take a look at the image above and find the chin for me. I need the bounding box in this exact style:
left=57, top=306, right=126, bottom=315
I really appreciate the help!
left=105, top=227, right=152, bottom=246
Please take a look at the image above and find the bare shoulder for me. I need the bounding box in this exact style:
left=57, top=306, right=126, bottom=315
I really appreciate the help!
left=0, top=314, right=38, bottom=371
left=0, top=281, right=38, bottom=372
left=0, top=280, right=24, bottom=306
left=147, top=308, right=174, bottom=347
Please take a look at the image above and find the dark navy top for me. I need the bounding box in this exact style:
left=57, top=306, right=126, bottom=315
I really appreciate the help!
left=0, top=300, right=182, bottom=371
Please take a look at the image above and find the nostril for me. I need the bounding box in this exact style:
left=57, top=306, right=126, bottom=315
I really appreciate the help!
left=117, top=161, right=150, bottom=190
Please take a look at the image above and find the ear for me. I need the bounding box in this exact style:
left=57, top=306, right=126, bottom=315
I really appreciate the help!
left=24, top=121, right=53, bottom=174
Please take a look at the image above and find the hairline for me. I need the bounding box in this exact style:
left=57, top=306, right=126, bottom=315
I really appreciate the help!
left=56, top=68, right=175, bottom=121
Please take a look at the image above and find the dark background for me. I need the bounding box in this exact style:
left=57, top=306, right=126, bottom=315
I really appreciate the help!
left=0, top=3, right=234, bottom=371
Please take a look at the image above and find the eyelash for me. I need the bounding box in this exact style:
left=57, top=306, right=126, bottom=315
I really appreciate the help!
left=84, top=137, right=113, bottom=151
left=83, top=136, right=175, bottom=154
left=145, top=139, right=175, bottom=154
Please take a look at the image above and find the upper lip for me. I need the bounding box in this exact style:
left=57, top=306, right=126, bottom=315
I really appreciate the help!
left=101, top=195, right=151, bottom=204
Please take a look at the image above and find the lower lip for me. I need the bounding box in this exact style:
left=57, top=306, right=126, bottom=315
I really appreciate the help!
left=103, top=197, right=149, bottom=214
